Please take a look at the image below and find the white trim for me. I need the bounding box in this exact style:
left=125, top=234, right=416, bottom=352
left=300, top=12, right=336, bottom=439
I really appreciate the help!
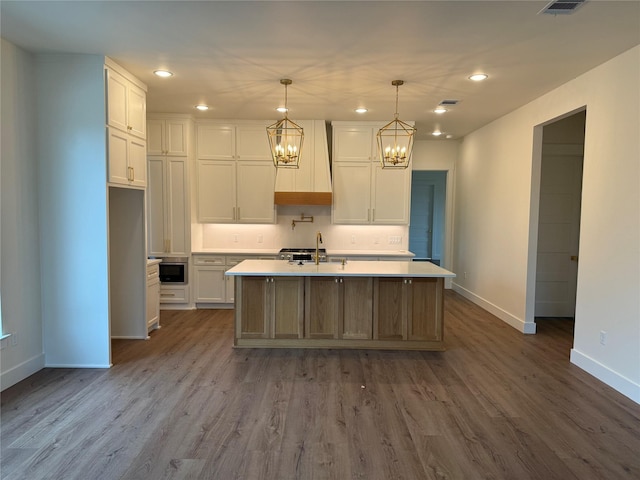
left=570, top=349, right=640, bottom=404
left=451, top=282, right=537, bottom=334
left=1, top=353, right=45, bottom=391
left=110, top=336, right=148, bottom=340
left=45, top=363, right=112, bottom=368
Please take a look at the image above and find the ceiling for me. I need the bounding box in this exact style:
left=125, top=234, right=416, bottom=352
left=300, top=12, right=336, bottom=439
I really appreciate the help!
left=1, top=1, right=639, bottom=140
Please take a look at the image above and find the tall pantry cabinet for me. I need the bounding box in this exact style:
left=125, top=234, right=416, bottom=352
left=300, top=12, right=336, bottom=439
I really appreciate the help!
left=36, top=55, right=148, bottom=369
left=147, top=115, right=191, bottom=257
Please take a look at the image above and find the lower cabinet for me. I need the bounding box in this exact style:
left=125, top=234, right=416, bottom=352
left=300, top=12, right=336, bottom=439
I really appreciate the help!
left=236, top=276, right=304, bottom=340
left=146, top=262, right=160, bottom=332
left=234, top=275, right=444, bottom=350
left=159, top=285, right=189, bottom=304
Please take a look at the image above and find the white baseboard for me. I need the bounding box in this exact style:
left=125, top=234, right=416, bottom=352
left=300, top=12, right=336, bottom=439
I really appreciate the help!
left=570, top=349, right=640, bottom=404
left=1, top=353, right=45, bottom=391
left=44, top=363, right=112, bottom=368
left=451, top=282, right=537, bottom=334
left=111, top=335, right=148, bottom=340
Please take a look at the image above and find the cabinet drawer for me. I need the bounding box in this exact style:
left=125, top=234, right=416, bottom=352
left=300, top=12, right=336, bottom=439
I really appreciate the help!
left=147, top=264, right=160, bottom=281
left=227, top=256, right=249, bottom=266
left=160, top=286, right=189, bottom=303
left=193, top=255, right=225, bottom=266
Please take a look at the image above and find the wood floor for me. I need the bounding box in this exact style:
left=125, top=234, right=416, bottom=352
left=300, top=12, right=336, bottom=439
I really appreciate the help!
left=2, top=291, right=639, bottom=479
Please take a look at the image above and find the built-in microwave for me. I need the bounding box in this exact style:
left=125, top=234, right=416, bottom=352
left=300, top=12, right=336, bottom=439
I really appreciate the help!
left=158, top=257, right=188, bottom=284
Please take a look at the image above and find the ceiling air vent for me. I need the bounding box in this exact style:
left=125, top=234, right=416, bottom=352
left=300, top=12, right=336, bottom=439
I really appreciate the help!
left=540, top=0, right=586, bottom=15
left=439, top=100, right=459, bottom=106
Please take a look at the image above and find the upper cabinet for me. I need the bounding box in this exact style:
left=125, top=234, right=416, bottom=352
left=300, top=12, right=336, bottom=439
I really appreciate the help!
left=106, top=63, right=147, bottom=188
left=331, top=122, right=412, bottom=225
left=147, top=117, right=190, bottom=156
left=196, top=121, right=276, bottom=224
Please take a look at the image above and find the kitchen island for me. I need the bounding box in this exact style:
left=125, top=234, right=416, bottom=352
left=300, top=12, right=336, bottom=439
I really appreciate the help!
left=225, top=260, right=456, bottom=351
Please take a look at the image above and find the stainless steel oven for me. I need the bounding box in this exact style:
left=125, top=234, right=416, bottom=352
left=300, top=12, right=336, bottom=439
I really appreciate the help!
left=279, top=248, right=327, bottom=263
left=158, top=257, right=189, bottom=284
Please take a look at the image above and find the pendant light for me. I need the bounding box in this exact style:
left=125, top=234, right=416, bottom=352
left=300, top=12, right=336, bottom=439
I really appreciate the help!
left=266, top=79, right=304, bottom=169
left=377, top=80, right=416, bottom=169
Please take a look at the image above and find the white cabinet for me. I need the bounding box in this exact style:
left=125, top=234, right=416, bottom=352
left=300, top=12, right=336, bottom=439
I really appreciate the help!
left=146, top=262, right=160, bottom=332
left=331, top=122, right=411, bottom=225
left=147, top=118, right=189, bottom=156
left=193, top=254, right=276, bottom=305
left=148, top=156, right=190, bottom=256
left=196, top=122, right=275, bottom=223
left=159, top=285, right=190, bottom=305
left=106, top=66, right=147, bottom=188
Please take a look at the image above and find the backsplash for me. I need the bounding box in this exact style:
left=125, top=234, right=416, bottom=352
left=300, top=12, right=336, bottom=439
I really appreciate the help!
left=192, top=205, right=409, bottom=251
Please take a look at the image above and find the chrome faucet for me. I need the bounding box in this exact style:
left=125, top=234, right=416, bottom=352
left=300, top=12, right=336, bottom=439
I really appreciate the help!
left=315, top=231, right=323, bottom=265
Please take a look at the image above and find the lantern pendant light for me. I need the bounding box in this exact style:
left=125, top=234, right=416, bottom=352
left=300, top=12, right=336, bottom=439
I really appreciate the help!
left=267, top=79, right=304, bottom=169
left=377, top=80, right=416, bottom=169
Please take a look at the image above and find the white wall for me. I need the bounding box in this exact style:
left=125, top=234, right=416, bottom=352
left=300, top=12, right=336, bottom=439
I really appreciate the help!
left=454, top=46, right=640, bottom=403
left=0, top=39, right=45, bottom=389
left=36, top=54, right=111, bottom=367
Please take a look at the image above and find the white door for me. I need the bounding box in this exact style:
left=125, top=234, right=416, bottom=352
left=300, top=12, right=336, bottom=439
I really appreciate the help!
left=535, top=152, right=583, bottom=317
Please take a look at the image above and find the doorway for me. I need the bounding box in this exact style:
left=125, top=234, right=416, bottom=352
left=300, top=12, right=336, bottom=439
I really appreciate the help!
left=409, top=171, right=447, bottom=264
left=534, top=111, right=585, bottom=319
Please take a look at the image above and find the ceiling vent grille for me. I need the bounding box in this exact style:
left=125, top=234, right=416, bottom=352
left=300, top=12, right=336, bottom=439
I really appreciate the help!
left=439, top=99, right=459, bottom=106
left=540, top=0, right=586, bottom=15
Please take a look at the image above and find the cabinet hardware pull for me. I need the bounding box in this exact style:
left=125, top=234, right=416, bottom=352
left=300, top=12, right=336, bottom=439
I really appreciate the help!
left=160, top=293, right=176, bottom=297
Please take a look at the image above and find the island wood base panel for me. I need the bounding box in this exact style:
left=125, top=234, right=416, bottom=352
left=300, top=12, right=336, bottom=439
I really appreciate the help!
left=234, top=275, right=445, bottom=351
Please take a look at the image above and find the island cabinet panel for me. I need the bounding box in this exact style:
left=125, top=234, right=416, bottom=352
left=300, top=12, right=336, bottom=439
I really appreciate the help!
left=235, top=276, right=304, bottom=341
left=305, top=277, right=340, bottom=339
left=271, top=277, right=304, bottom=339
left=407, top=277, right=443, bottom=342
left=341, top=277, right=373, bottom=339
left=374, top=278, right=406, bottom=340
left=239, top=277, right=269, bottom=338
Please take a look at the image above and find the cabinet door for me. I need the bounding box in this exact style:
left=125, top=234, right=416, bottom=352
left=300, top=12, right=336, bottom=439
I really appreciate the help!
left=146, top=278, right=160, bottom=330
left=406, top=278, right=443, bottom=342
left=197, top=124, right=235, bottom=160
left=341, top=277, right=373, bottom=339
left=332, top=162, right=371, bottom=224
left=194, top=266, right=225, bottom=302
left=333, top=126, right=374, bottom=162
left=197, top=160, right=236, bottom=222
left=238, top=277, right=270, bottom=339
left=236, top=161, right=275, bottom=223
left=106, top=69, right=128, bottom=133
left=305, top=277, right=340, bottom=339
left=236, top=124, right=272, bottom=160
left=127, top=83, right=146, bottom=139
left=166, top=158, right=189, bottom=255
left=147, top=120, right=165, bottom=156
left=271, top=277, right=304, bottom=339
left=147, top=157, right=167, bottom=256
left=165, top=120, right=188, bottom=156
left=374, top=278, right=406, bottom=340
left=107, top=127, right=129, bottom=185
left=129, top=137, right=147, bottom=187
left=371, top=165, right=411, bottom=224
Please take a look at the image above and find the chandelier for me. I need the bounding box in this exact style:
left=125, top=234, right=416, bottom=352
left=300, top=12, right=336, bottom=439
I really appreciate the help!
left=377, top=80, right=416, bottom=169
left=266, top=79, right=304, bottom=169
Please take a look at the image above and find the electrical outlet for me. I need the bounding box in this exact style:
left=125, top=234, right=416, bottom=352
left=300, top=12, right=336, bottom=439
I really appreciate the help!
left=374, top=236, right=379, bottom=245
left=233, top=234, right=239, bottom=243
left=257, top=234, right=263, bottom=243
left=10, top=333, right=18, bottom=347
left=464, top=271, right=468, bottom=279
left=600, top=331, right=607, bottom=345
left=351, top=235, right=356, bottom=244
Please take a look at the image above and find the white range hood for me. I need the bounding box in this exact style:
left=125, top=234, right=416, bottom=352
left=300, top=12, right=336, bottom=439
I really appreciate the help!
left=274, top=120, right=332, bottom=205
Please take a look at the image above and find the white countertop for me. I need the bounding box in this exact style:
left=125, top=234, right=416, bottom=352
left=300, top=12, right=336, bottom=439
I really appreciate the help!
left=225, top=259, right=455, bottom=278
left=192, top=249, right=413, bottom=257
left=147, top=258, right=162, bottom=266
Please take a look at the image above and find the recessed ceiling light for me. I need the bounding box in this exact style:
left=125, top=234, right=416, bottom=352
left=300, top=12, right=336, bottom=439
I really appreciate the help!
left=154, top=70, right=173, bottom=78
left=195, top=104, right=209, bottom=111
left=434, top=107, right=447, bottom=114
left=469, top=73, right=488, bottom=82
left=276, top=107, right=288, bottom=113
left=446, top=134, right=454, bottom=139
left=355, top=108, right=368, bottom=114
left=432, top=130, right=443, bottom=137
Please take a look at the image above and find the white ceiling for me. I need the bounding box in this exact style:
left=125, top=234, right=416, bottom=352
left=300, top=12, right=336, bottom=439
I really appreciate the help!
left=2, top=1, right=639, bottom=139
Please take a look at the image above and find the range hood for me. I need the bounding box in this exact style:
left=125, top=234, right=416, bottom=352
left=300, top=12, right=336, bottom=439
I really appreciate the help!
left=274, top=120, right=332, bottom=206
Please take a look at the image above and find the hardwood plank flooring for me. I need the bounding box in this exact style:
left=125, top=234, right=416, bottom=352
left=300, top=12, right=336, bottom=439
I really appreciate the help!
left=2, top=293, right=639, bottom=479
